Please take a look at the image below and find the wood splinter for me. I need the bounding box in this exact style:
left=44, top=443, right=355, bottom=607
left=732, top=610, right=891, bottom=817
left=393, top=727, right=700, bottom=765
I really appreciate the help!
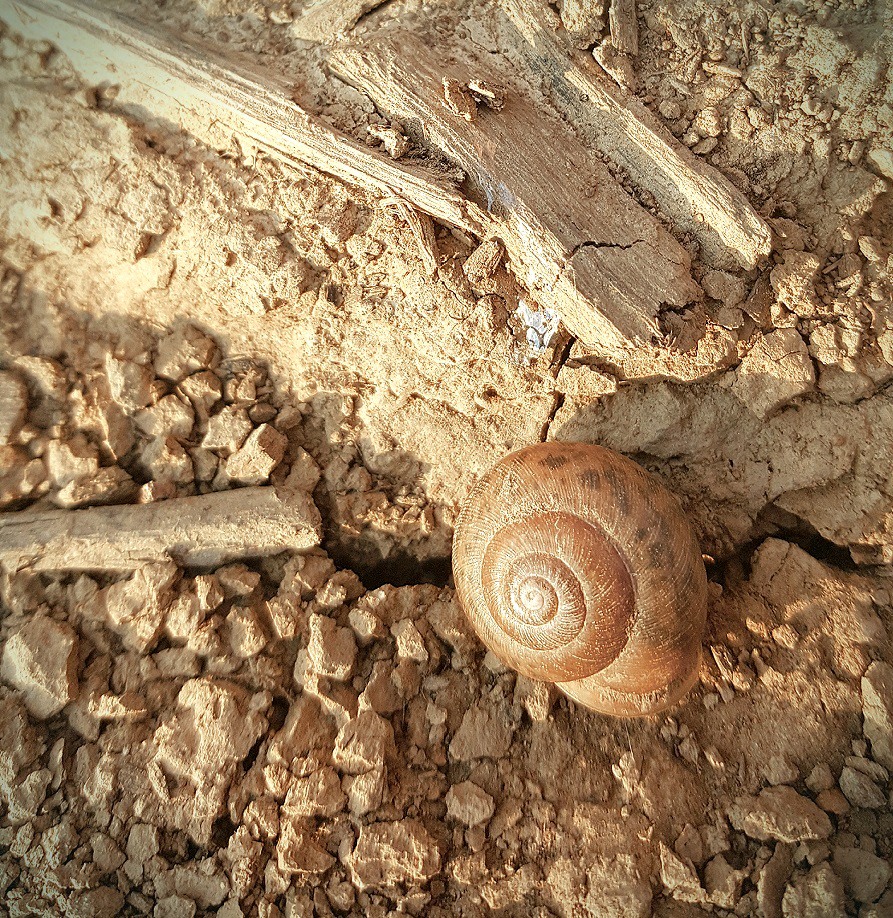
left=0, top=486, right=322, bottom=573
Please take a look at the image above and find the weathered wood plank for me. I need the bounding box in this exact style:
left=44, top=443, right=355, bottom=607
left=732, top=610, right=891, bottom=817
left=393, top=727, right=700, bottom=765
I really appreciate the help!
left=502, top=0, right=772, bottom=270
left=0, top=487, right=322, bottom=573
left=332, top=33, right=702, bottom=347
left=5, top=0, right=488, bottom=238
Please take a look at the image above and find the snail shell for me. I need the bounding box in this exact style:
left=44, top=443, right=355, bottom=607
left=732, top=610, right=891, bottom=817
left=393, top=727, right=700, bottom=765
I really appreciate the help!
left=451, top=442, right=707, bottom=717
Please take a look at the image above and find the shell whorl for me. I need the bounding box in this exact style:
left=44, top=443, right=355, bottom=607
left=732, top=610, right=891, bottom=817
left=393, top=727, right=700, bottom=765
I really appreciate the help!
left=452, top=442, right=708, bottom=717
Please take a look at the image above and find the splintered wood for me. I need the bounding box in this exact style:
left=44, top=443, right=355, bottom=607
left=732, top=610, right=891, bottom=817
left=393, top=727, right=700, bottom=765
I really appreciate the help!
left=0, top=487, right=322, bottom=573
left=7, top=0, right=770, bottom=348
left=609, top=0, right=639, bottom=56
left=502, top=0, right=772, bottom=270
left=6, top=0, right=488, bottom=238
left=332, top=34, right=701, bottom=347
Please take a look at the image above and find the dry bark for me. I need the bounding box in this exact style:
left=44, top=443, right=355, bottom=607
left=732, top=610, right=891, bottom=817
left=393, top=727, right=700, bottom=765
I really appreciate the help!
left=609, top=0, right=639, bottom=56
left=0, top=487, right=322, bottom=572
left=331, top=33, right=702, bottom=347
left=502, top=0, right=772, bottom=270
left=6, top=0, right=488, bottom=237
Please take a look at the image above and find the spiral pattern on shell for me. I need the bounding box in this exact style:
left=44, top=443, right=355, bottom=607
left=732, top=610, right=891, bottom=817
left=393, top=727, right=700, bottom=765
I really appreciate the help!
left=452, top=442, right=708, bottom=717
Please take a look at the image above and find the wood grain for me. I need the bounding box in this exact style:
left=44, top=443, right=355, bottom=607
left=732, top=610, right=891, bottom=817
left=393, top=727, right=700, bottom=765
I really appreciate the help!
left=332, top=33, right=702, bottom=347
left=502, top=0, right=772, bottom=270
left=5, top=0, right=488, bottom=238
left=0, top=487, right=322, bottom=572
left=609, top=0, right=639, bottom=56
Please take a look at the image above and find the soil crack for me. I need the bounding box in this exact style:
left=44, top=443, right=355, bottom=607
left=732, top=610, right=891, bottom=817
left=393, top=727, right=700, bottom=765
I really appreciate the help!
left=570, top=238, right=646, bottom=259
left=540, top=334, right=576, bottom=441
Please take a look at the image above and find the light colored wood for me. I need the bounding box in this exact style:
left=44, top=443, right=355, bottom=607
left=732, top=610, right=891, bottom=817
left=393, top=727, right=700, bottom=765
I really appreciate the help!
left=0, top=487, right=322, bottom=573
left=5, top=0, right=488, bottom=238
left=609, top=0, right=638, bottom=56
left=502, top=0, right=771, bottom=270
left=332, top=34, right=701, bottom=347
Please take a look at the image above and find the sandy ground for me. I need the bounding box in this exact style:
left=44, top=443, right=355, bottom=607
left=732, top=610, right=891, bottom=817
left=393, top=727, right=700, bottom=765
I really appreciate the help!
left=0, top=0, right=892, bottom=915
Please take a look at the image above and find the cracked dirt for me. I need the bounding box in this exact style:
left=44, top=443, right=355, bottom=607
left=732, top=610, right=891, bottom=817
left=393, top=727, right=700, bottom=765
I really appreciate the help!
left=1, top=0, right=892, bottom=916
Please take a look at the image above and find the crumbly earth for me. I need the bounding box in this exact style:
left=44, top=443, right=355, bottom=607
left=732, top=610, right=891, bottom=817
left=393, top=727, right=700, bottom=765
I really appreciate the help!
left=0, top=0, right=892, bottom=916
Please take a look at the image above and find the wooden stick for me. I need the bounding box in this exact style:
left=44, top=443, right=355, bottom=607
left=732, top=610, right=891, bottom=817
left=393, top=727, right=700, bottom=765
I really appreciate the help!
left=609, top=0, right=638, bottom=56
left=331, top=34, right=702, bottom=347
left=0, top=487, right=322, bottom=573
left=5, top=0, right=489, bottom=238
left=502, top=0, right=771, bottom=270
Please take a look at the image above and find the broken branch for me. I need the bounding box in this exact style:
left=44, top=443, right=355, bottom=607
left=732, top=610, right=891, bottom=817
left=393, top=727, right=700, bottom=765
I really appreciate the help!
left=0, top=486, right=322, bottom=573
left=502, top=0, right=771, bottom=269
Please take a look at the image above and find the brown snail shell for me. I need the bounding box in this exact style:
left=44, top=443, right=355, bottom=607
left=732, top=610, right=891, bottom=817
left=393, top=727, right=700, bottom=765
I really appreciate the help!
left=451, top=442, right=707, bottom=717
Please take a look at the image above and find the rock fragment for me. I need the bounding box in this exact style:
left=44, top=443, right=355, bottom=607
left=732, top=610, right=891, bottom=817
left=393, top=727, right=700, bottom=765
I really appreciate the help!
left=225, top=605, right=267, bottom=658
left=44, top=438, right=99, bottom=488
left=343, top=766, right=386, bottom=816
left=758, top=842, right=793, bottom=918
left=581, top=855, right=652, bottom=918
left=307, top=613, right=356, bottom=681
left=155, top=324, right=219, bottom=382
left=280, top=446, right=321, bottom=495
left=449, top=702, right=514, bottom=761
left=559, top=0, right=606, bottom=48
left=55, top=467, right=136, bottom=509
left=805, top=763, right=834, bottom=794
left=838, top=765, right=885, bottom=809
left=91, top=834, right=125, bottom=874
left=67, top=888, right=125, bottom=918
left=0, top=447, right=47, bottom=507
left=101, top=561, right=178, bottom=652
left=862, top=661, right=893, bottom=770
left=832, top=845, right=892, bottom=904
left=348, top=605, right=385, bottom=645
left=154, top=678, right=267, bottom=783
left=277, top=817, right=335, bottom=875
left=781, top=862, right=845, bottom=918
left=0, top=616, right=78, bottom=718
left=815, top=788, right=849, bottom=815
left=332, top=710, right=394, bottom=774
left=728, top=786, right=832, bottom=842
left=866, top=147, right=893, bottom=180
left=154, top=895, right=196, bottom=918
left=172, top=860, right=229, bottom=907
left=126, top=824, right=159, bottom=864
left=177, top=370, right=222, bottom=422
left=104, top=355, right=154, bottom=411
left=202, top=406, right=254, bottom=454
left=446, top=780, right=495, bottom=827
left=283, top=767, right=346, bottom=818
left=771, top=251, right=822, bottom=317
left=391, top=618, right=428, bottom=663
left=513, top=675, right=558, bottom=721
left=6, top=768, right=52, bottom=823
left=0, top=371, right=28, bottom=444
left=659, top=842, right=705, bottom=903
left=348, top=819, right=441, bottom=890
left=225, top=423, right=287, bottom=485
left=135, top=394, right=194, bottom=440
left=731, top=328, right=815, bottom=419
left=704, top=854, right=746, bottom=908
left=142, top=435, right=194, bottom=485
